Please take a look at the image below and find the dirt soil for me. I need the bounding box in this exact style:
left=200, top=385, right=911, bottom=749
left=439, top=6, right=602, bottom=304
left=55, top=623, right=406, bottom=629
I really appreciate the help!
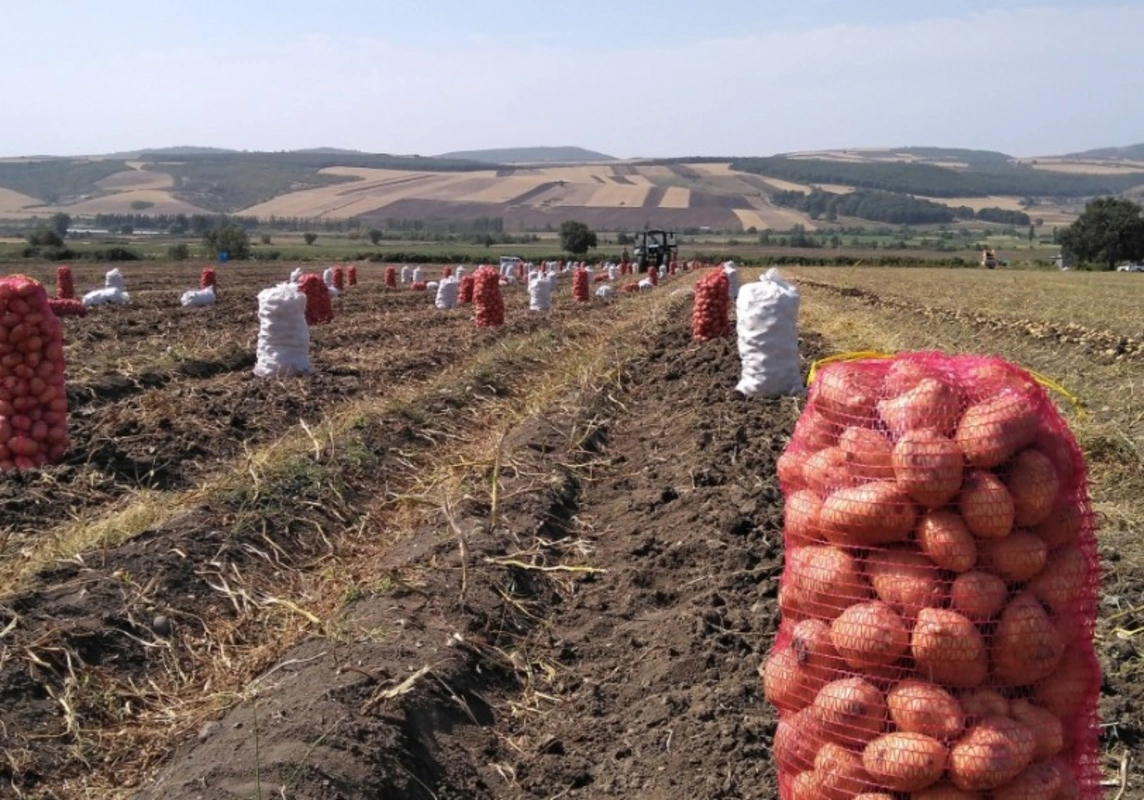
left=126, top=324, right=823, bottom=799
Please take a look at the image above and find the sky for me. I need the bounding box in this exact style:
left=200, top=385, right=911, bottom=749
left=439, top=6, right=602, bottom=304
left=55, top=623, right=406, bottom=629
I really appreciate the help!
left=1, top=0, right=1141, bottom=159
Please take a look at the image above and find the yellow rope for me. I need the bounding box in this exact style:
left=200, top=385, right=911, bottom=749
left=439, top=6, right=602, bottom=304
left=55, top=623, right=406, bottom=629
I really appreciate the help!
left=807, top=351, right=895, bottom=384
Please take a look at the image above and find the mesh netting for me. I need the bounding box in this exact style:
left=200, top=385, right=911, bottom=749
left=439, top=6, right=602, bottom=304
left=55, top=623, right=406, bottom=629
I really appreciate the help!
left=765, top=352, right=1101, bottom=799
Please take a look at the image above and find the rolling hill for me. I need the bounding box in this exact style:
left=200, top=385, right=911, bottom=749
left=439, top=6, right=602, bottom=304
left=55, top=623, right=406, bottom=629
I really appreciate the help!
left=2, top=144, right=1142, bottom=231
left=436, top=146, right=616, bottom=164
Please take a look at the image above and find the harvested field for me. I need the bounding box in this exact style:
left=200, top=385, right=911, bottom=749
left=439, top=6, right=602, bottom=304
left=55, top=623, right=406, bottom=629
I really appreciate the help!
left=1026, top=159, right=1144, bottom=175
left=733, top=205, right=819, bottom=231
left=96, top=169, right=176, bottom=191
left=919, top=194, right=1028, bottom=212
left=658, top=186, right=691, bottom=208
left=55, top=189, right=211, bottom=216
left=583, top=183, right=651, bottom=208
left=1, top=263, right=1142, bottom=799
left=0, top=187, right=42, bottom=214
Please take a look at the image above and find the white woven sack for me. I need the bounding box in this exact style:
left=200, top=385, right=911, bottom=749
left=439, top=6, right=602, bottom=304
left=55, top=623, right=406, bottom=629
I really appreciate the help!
left=253, top=283, right=311, bottom=378
left=435, top=277, right=459, bottom=310
left=180, top=286, right=216, bottom=307
left=734, top=268, right=803, bottom=397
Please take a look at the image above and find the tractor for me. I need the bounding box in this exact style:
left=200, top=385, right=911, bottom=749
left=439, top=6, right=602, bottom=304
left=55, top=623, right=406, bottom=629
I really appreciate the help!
left=633, top=229, right=678, bottom=272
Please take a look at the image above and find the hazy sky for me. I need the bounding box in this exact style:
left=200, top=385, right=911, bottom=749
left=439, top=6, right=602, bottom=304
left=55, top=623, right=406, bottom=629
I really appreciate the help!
left=2, top=0, right=1141, bottom=158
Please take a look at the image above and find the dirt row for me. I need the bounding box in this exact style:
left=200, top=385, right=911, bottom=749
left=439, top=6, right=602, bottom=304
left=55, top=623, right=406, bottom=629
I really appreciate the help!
left=135, top=323, right=819, bottom=799
left=0, top=263, right=610, bottom=550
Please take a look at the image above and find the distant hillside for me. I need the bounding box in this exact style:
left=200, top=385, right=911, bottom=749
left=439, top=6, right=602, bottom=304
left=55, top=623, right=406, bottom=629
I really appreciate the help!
left=1066, top=143, right=1144, bottom=161
left=437, top=146, right=616, bottom=164
left=100, top=146, right=240, bottom=159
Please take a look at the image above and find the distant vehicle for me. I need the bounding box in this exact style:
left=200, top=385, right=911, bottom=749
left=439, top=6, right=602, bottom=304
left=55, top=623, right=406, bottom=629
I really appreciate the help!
left=980, top=249, right=1006, bottom=268
left=1116, top=263, right=1144, bottom=272
left=499, top=256, right=523, bottom=275
left=633, top=229, right=678, bottom=272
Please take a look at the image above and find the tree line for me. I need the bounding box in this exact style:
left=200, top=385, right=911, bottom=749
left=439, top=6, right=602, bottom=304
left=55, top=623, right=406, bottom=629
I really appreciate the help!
left=731, top=157, right=1143, bottom=199
left=771, top=189, right=1031, bottom=226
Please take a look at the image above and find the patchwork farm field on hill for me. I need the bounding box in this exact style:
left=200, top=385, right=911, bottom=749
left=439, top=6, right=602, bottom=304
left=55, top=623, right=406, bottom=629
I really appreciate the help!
left=0, top=263, right=1142, bottom=798
left=8, top=145, right=1144, bottom=231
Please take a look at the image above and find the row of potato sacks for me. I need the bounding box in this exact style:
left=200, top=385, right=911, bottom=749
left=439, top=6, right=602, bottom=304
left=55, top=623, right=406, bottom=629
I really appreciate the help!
left=762, top=350, right=1101, bottom=799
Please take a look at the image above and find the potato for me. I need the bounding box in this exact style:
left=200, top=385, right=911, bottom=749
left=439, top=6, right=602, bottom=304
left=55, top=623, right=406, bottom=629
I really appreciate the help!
left=865, top=547, right=945, bottom=618
left=1034, top=646, right=1098, bottom=719
left=789, top=546, right=871, bottom=620
left=773, top=706, right=827, bottom=772
left=980, top=529, right=1049, bottom=582
left=862, top=732, right=948, bottom=792
left=950, top=571, right=1008, bottom=620
left=815, top=364, right=882, bottom=425
left=1005, top=449, right=1061, bottom=527
left=831, top=601, right=910, bottom=674
left=1033, top=425, right=1078, bottom=491
left=892, top=429, right=965, bottom=508
left=821, top=482, right=919, bottom=547
left=887, top=680, right=965, bottom=740
left=955, top=392, right=1040, bottom=468
left=1049, top=757, right=1080, bottom=800
left=816, top=741, right=873, bottom=800
left=917, top=510, right=977, bottom=573
left=777, top=449, right=807, bottom=490
left=959, top=471, right=1015, bottom=540
left=959, top=688, right=1010, bottom=721
left=789, top=770, right=820, bottom=800
left=993, top=592, right=1065, bottom=686
left=883, top=358, right=947, bottom=398
left=814, top=677, right=888, bottom=746
left=785, top=489, right=825, bottom=546
left=798, top=409, right=842, bottom=451
left=1009, top=699, right=1064, bottom=761
left=790, top=618, right=844, bottom=683
left=840, top=426, right=896, bottom=482
left=878, top=377, right=961, bottom=438
left=1032, top=501, right=1083, bottom=550
left=762, top=646, right=817, bottom=712
left=911, top=608, right=987, bottom=688
left=913, top=784, right=982, bottom=799
left=1028, top=546, right=1086, bottom=612
left=992, top=760, right=1063, bottom=800
left=948, top=716, right=1036, bottom=791
left=779, top=580, right=807, bottom=622
left=808, top=445, right=867, bottom=496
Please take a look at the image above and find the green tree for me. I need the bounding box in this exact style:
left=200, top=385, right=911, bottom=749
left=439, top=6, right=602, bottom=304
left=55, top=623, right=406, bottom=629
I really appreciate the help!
left=559, top=220, right=597, bottom=256
left=1028, top=225, right=1035, bottom=241
left=203, top=223, right=251, bottom=260
left=303, top=232, right=318, bottom=245
left=1057, top=197, right=1144, bottom=270
left=49, top=212, right=71, bottom=239
left=167, top=243, right=190, bottom=261
left=26, top=227, right=63, bottom=247
left=368, top=228, right=383, bottom=245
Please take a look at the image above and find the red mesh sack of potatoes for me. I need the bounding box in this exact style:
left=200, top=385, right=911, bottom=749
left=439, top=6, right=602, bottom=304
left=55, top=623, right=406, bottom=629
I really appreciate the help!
left=410, top=281, right=427, bottom=292
left=572, top=268, right=589, bottom=303
left=200, top=267, right=217, bottom=291
left=385, top=266, right=397, bottom=289
left=47, top=298, right=86, bottom=318
left=459, top=274, right=476, bottom=305
left=0, top=275, right=69, bottom=470
left=764, top=352, right=1101, bottom=799
left=442, top=267, right=452, bottom=279
left=297, top=273, right=333, bottom=325
left=473, top=266, right=504, bottom=327
left=692, top=269, right=731, bottom=342
left=332, top=266, right=345, bottom=291
left=56, top=265, right=75, bottom=299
